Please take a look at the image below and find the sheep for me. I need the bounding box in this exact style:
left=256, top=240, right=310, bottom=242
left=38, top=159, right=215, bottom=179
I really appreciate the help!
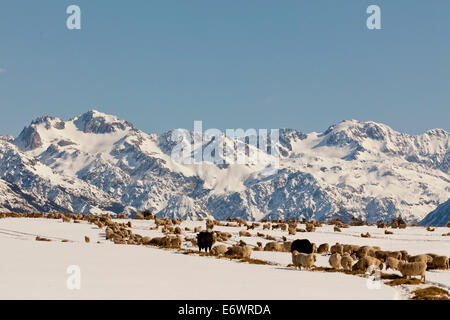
left=352, top=256, right=383, bottom=272
left=194, top=226, right=202, bottom=233
left=341, top=253, right=354, bottom=271
left=329, top=253, right=342, bottom=269
left=430, top=256, right=449, bottom=270
left=292, top=251, right=316, bottom=270
left=134, top=214, right=144, bottom=220
left=426, top=226, right=435, bottom=232
left=409, top=254, right=433, bottom=264
left=84, top=236, right=90, bottom=243
left=361, top=232, right=371, bottom=238
left=398, top=261, right=427, bottom=282
left=385, top=257, right=400, bottom=271
left=384, top=230, right=394, bottom=235
left=387, top=251, right=402, bottom=260
left=264, top=241, right=284, bottom=252
left=356, top=246, right=375, bottom=258
left=239, top=230, right=251, bottom=237
left=263, top=223, right=271, bottom=230
left=197, top=231, right=215, bottom=252
left=330, top=243, right=344, bottom=255
left=375, top=250, right=389, bottom=262
left=334, top=226, right=341, bottom=232
left=211, top=244, right=228, bottom=256
left=305, top=223, right=316, bottom=232
left=317, top=243, right=329, bottom=254
left=282, top=241, right=292, bottom=252
left=400, top=250, right=409, bottom=261
left=225, top=245, right=252, bottom=259
left=288, top=227, right=297, bottom=235
left=291, top=239, right=314, bottom=254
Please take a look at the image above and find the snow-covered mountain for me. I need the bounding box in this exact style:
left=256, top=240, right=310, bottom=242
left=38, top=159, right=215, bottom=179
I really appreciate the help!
left=0, top=110, right=448, bottom=224
left=419, top=199, right=450, bottom=226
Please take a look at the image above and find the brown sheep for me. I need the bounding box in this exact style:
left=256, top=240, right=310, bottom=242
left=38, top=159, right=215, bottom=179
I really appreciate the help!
left=387, top=251, right=402, bottom=260
left=398, top=261, right=427, bottom=282
left=225, top=245, right=252, bottom=259
left=264, top=241, right=284, bottom=252
left=341, top=253, right=354, bottom=271
left=317, top=243, right=329, bottom=254
left=352, top=256, right=383, bottom=272
left=211, top=245, right=228, bottom=256
left=385, top=257, right=400, bottom=271
left=384, top=230, right=394, bottom=235
left=330, top=243, right=344, bottom=255
left=239, top=230, right=251, bottom=237
left=361, top=232, right=371, bottom=238
left=84, top=236, right=90, bottom=243
left=194, top=226, right=202, bottom=233
left=409, top=254, right=433, bottom=264
left=430, top=256, right=449, bottom=270
left=334, top=226, right=341, bottom=232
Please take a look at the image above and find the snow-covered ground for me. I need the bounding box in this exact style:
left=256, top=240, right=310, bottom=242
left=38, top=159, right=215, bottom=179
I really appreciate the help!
left=0, top=218, right=449, bottom=300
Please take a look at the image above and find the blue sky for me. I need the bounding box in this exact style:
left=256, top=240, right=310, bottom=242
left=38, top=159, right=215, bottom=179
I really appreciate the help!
left=0, top=0, right=449, bottom=136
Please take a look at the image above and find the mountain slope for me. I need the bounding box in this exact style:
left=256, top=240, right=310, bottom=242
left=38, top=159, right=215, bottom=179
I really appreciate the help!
left=419, top=199, right=450, bottom=226
left=0, top=110, right=448, bottom=223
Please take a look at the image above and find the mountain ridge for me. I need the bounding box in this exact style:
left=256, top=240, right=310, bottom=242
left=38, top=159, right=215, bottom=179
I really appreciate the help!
left=0, top=110, right=448, bottom=224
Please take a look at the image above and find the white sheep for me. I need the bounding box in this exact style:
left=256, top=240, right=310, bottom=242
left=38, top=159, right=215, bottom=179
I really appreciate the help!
left=329, top=253, right=342, bottom=269
left=292, top=250, right=316, bottom=270
left=398, top=261, right=427, bottom=282
left=385, top=257, right=400, bottom=271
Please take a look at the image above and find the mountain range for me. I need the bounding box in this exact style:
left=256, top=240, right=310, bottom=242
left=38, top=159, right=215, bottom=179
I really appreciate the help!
left=0, top=110, right=448, bottom=225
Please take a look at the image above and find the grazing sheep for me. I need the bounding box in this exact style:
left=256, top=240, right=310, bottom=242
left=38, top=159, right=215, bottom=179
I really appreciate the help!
left=263, top=223, right=271, bottom=230
left=334, top=226, right=341, bottom=232
left=84, top=236, right=90, bottom=243
left=291, top=239, right=314, bottom=254
left=134, top=214, right=144, bottom=220
left=292, top=251, right=316, bottom=270
left=239, top=230, right=251, bottom=237
left=409, top=254, right=433, bottom=264
left=194, top=226, right=202, bottom=233
left=430, top=256, right=449, bottom=270
left=197, top=231, right=215, bottom=252
left=264, top=241, right=284, bottom=252
left=329, top=253, right=342, bottom=269
left=356, top=246, right=373, bottom=258
left=353, top=256, right=383, bottom=272
left=385, top=257, right=400, bottom=271
left=426, top=226, right=435, bottom=232
left=385, top=230, right=394, bottom=235
left=317, top=243, right=329, bottom=254
left=211, top=245, right=228, bottom=256
left=225, top=245, right=252, bottom=259
left=387, top=251, right=402, bottom=260
left=400, top=250, right=409, bottom=261
left=398, top=261, right=427, bottom=282
left=330, top=243, right=344, bottom=255
left=288, top=227, right=297, bottom=235
left=375, top=250, right=389, bottom=262
left=360, top=232, right=371, bottom=238
left=341, top=253, right=354, bottom=271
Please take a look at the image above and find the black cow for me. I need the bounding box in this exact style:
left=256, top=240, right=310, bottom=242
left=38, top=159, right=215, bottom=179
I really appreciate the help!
left=291, top=239, right=314, bottom=254
left=197, top=231, right=215, bottom=252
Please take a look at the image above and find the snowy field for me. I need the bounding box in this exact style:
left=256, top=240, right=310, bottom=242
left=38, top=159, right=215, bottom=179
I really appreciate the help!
left=0, top=217, right=449, bottom=300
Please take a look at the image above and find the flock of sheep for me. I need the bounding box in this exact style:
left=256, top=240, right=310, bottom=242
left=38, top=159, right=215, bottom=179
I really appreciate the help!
left=1, top=211, right=449, bottom=285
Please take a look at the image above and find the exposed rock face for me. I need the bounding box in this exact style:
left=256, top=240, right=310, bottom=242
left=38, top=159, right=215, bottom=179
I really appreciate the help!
left=1, top=111, right=449, bottom=222
left=15, top=126, right=42, bottom=150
